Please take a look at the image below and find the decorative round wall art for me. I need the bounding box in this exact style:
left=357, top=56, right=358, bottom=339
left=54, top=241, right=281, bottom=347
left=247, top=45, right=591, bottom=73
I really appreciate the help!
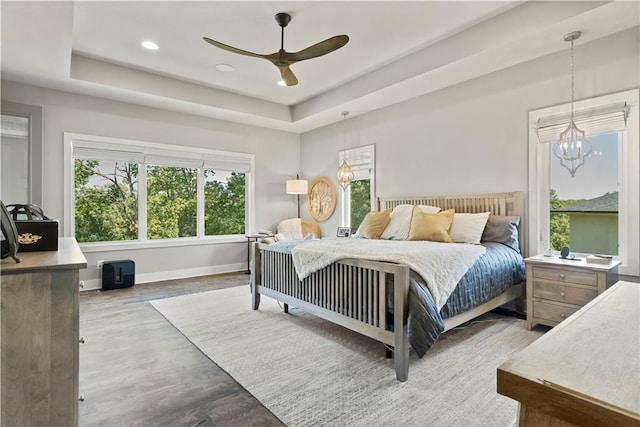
left=307, top=176, right=337, bottom=222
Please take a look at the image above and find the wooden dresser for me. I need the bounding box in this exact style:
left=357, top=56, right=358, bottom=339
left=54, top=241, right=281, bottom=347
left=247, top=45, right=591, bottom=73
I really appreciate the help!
left=1, top=238, right=87, bottom=426
left=498, top=281, right=640, bottom=426
left=525, top=255, right=620, bottom=330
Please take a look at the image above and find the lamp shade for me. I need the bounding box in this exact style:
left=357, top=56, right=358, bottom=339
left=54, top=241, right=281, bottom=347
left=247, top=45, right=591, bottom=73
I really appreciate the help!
left=286, top=179, right=308, bottom=194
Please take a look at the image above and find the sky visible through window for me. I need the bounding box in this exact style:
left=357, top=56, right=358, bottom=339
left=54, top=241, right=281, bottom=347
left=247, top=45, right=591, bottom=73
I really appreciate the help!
left=550, top=133, right=618, bottom=200
left=83, top=162, right=233, bottom=187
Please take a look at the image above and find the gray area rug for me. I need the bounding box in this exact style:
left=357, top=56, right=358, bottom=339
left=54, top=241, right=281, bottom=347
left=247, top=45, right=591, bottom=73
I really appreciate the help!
left=151, top=286, right=543, bottom=426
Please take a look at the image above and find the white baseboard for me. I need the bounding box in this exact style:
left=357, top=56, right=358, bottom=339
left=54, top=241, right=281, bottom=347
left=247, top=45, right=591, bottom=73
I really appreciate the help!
left=80, top=262, right=246, bottom=292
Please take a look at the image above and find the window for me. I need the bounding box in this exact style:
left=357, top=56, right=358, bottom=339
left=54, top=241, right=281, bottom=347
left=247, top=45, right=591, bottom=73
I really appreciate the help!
left=204, top=169, right=246, bottom=235
left=339, top=144, right=375, bottom=230
left=74, top=159, right=139, bottom=242
left=64, top=133, right=253, bottom=247
left=529, top=89, right=639, bottom=276
left=549, top=133, right=619, bottom=255
left=146, top=164, right=198, bottom=239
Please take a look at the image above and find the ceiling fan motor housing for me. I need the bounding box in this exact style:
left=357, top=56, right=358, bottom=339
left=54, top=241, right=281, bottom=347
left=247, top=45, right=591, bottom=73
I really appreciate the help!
left=275, top=12, right=291, bottom=28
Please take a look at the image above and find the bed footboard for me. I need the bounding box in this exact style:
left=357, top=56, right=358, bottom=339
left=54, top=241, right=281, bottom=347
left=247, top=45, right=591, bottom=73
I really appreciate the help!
left=251, top=242, right=411, bottom=381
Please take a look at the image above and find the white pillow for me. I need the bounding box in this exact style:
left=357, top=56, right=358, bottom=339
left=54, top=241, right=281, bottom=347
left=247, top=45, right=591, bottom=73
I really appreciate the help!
left=418, top=204, right=442, bottom=214
left=380, top=204, right=441, bottom=240
left=276, top=218, right=303, bottom=240
left=449, top=212, right=491, bottom=244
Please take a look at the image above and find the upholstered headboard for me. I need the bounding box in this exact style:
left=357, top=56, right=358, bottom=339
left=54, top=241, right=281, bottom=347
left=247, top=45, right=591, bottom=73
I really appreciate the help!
left=377, top=191, right=526, bottom=256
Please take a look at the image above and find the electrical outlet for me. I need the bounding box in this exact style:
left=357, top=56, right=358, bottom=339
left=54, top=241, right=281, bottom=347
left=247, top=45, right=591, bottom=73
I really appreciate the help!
left=97, top=260, right=104, bottom=269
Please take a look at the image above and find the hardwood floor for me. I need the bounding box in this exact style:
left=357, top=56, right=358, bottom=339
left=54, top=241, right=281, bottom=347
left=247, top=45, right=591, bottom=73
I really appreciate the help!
left=79, top=273, right=284, bottom=427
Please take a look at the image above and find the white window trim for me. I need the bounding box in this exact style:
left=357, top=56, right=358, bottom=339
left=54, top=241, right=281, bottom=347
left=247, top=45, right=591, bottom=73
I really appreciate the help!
left=338, top=144, right=375, bottom=227
left=528, top=89, right=639, bottom=276
left=63, top=132, right=255, bottom=249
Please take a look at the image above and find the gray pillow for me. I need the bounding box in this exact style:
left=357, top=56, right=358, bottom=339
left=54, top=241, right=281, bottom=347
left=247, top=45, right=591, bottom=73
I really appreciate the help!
left=481, top=215, right=520, bottom=253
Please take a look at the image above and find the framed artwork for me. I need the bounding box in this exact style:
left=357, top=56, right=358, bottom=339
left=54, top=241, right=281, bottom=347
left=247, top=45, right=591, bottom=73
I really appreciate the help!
left=307, top=176, right=337, bottom=222
left=337, top=227, right=351, bottom=237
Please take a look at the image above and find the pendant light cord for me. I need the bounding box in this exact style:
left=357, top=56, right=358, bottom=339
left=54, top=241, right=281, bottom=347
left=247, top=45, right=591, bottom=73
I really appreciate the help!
left=570, top=37, right=575, bottom=123
left=342, top=111, right=348, bottom=152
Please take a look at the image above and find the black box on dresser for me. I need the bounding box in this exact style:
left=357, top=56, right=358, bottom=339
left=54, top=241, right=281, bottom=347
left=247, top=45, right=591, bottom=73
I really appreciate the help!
left=15, top=219, right=59, bottom=252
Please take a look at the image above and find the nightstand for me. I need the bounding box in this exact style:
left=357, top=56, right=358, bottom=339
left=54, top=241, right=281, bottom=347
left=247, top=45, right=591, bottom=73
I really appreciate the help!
left=245, top=234, right=273, bottom=273
left=525, top=255, right=620, bottom=330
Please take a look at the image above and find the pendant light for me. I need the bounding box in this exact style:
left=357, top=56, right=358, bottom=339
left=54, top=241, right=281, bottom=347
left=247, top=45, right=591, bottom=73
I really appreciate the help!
left=552, top=31, right=592, bottom=178
left=336, top=111, right=354, bottom=189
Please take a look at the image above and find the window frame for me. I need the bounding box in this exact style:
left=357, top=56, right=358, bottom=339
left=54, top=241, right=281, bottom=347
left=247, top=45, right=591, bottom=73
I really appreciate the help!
left=528, top=89, right=639, bottom=276
left=63, top=132, right=254, bottom=251
left=338, top=144, right=375, bottom=228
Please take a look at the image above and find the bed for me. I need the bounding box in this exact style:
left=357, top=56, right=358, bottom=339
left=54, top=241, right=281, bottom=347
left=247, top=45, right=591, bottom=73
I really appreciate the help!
left=250, top=191, right=526, bottom=382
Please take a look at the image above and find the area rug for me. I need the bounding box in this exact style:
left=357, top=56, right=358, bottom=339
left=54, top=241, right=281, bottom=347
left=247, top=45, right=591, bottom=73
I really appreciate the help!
left=150, top=286, right=543, bottom=426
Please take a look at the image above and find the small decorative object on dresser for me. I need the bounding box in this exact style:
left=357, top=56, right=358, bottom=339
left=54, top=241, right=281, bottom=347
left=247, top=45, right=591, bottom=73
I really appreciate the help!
left=586, top=254, right=614, bottom=265
left=336, top=227, right=350, bottom=237
left=525, top=254, right=620, bottom=330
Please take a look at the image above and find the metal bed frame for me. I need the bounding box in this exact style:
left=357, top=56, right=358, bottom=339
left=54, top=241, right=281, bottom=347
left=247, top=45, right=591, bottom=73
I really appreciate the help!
left=250, top=191, right=525, bottom=382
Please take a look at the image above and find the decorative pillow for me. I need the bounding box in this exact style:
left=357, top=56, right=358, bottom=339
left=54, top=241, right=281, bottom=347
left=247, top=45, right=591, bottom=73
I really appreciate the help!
left=417, top=205, right=441, bottom=214
left=356, top=210, right=392, bottom=239
left=449, top=212, right=491, bottom=244
left=407, top=208, right=454, bottom=242
left=274, top=233, right=289, bottom=242
left=276, top=218, right=303, bottom=240
left=481, top=215, right=521, bottom=253
left=380, top=204, right=441, bottom=240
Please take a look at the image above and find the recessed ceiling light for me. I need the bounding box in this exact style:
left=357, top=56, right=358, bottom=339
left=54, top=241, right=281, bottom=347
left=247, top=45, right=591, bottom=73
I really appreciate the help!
left=141, top=40, right=159, bottom=50
left=216, top=64, right=234, bottom=73
left=277, top=80, right=287, bottom=87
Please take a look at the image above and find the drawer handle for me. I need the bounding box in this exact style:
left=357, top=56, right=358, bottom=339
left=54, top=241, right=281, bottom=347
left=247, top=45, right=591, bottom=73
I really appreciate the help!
left=559, top=274, right=565, bottom=280
left=79, top=336, right=86, bottom=344
left=79, top=393, right=85, bottom=402
left=560, top=292, right=566, bottom=297
left=560, top=313, right=567, bottom=318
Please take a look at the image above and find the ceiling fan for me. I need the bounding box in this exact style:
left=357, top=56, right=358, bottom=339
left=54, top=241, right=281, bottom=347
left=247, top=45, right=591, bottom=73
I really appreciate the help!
left=203, top=12, right=349, bottom=86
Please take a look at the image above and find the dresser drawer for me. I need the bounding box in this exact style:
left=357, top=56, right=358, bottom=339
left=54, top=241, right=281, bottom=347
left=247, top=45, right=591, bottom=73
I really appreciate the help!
left=533, top=300, right=580, bottom=325
left=532, top=266, right=598, bottom=286
left=532, top=281, right=598, bottom=306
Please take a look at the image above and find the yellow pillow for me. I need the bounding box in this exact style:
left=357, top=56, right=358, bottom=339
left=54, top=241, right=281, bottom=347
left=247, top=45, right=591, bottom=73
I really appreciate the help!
left=357, top=210, right=391, bottom=239
left=407, top=208, right=455, bottom=242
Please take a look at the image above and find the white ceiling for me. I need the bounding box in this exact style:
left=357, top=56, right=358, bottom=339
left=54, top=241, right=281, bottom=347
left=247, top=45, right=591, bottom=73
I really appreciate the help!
left=1, top=1, right=638, bottom=133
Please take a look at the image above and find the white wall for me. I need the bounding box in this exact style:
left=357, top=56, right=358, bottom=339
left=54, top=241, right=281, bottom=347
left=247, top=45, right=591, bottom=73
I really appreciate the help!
left=1, top=81, right=302, bottom=288
left=301, top=28, right=640, bottom=250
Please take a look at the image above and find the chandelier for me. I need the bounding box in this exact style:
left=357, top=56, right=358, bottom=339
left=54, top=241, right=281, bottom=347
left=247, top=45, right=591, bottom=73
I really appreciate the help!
left=552, top=31, right=592, bottom=178
left=336, top=111, right=354, bottom=189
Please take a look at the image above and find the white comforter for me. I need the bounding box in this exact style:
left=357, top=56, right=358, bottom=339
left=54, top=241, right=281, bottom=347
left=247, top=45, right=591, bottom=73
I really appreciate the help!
left=291, top=239, right=486, bottom=310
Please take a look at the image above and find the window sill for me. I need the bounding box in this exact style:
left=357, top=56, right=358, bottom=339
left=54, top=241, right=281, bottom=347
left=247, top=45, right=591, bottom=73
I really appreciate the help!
left=77, top=235, right=245, bottom=253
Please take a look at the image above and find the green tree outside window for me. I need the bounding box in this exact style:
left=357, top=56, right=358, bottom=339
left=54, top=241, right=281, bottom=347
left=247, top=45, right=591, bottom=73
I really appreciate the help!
left=350, top=179, right=371, bottom=231
left=74, top=159, right=245, bottom=243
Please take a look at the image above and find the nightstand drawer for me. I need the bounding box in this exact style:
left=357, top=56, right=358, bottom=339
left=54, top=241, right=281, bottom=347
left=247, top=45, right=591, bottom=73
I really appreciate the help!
left=532, top=281, right=598, bottom=306
left=533, top=301, right=580, bottom=325
left=532, top=266, right=598, bottom=286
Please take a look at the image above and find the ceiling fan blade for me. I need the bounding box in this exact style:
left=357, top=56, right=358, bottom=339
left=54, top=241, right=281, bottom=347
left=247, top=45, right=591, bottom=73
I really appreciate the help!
left=280, top=66, right=298, bottom=86
left=203, top=37, right=267, bottom=59
left=203, top=13, right=349, bottom=87
left=289, top=35, right=349, bottom=62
